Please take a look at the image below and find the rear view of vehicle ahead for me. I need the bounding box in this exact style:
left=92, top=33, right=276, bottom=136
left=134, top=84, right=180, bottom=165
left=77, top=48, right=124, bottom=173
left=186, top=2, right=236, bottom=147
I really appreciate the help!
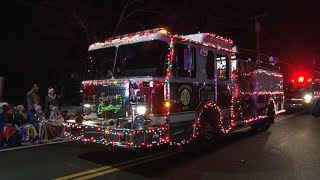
left=284, top=71, right=320, bottom=112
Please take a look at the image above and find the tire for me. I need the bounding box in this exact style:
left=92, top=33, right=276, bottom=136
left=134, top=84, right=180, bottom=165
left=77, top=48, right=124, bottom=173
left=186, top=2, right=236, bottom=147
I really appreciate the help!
left=196, top=106, right=222, bottom=144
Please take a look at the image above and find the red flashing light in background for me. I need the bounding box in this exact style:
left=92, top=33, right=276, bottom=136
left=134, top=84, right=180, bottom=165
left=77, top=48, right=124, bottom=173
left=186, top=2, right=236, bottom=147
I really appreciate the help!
left=298, top=76, right=304, bottom=83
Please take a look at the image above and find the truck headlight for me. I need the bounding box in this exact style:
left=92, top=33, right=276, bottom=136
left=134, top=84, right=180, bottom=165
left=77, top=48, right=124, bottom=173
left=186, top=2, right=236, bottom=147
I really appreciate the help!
left=83, top=104, right=96, bottom=116
left=304, top=94, right=312, bottom=103
left=132, top=115, right=152, bottom=129
left=136, top=106, right=147, bottom=115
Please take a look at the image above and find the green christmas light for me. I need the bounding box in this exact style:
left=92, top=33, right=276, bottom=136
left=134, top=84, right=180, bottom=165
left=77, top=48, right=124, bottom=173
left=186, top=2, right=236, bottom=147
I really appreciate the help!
left=98, top=95, right=123, bottom=114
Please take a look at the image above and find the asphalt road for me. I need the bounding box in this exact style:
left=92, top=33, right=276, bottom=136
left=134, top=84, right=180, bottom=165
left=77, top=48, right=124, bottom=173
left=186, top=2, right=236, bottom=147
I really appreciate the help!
left=1, top=112, right=319, bottom=180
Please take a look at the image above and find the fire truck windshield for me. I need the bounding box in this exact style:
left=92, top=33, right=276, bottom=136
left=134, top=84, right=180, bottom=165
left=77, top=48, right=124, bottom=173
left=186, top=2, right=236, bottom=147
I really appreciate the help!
left=85, top=40, right=169, bottom=80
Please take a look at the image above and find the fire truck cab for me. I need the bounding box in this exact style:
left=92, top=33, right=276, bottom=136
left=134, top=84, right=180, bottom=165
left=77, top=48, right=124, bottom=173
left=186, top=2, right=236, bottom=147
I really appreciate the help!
left=77, top=28, right=284, bottom=148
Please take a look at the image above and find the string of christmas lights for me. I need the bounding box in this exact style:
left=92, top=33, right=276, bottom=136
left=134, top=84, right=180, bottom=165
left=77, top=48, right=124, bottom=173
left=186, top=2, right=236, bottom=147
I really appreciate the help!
left=178, top=36, right=234, bottom=53
left=89, top=28, right=167, bottom=49
left=205, top=33, right=233, bottom=44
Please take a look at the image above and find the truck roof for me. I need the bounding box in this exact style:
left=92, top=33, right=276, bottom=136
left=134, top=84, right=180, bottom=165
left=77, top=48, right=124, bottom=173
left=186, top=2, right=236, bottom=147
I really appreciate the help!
left=88, top=28, right=170, bottom=51
left=179, top=33, right=233, bottom=52
left=88, top=28, right=235, bottom=53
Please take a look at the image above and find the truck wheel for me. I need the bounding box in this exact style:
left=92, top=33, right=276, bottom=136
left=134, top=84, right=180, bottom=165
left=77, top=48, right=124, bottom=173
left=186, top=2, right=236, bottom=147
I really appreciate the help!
left=196, top=104, right=222, bottom=144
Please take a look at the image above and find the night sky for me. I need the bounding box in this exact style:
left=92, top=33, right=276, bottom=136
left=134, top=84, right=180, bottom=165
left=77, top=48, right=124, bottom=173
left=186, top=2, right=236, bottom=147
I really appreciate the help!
left=1, top=0, right=320, bottom=104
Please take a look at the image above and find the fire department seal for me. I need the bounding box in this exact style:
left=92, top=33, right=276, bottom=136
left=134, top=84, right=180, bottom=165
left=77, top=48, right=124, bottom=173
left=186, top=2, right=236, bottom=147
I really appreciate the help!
left=181, top=89, right=191, bottom=106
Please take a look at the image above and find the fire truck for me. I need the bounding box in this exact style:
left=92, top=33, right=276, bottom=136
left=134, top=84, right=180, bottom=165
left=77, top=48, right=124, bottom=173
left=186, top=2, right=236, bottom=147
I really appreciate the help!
left=74, top=28, right=285, bottom=148
left=284, top=70, right=320, bottom=112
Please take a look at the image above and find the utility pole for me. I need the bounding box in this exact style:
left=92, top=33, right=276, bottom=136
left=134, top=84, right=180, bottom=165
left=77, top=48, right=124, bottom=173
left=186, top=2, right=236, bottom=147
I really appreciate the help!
left=255, top=17, right=261, bottom=63
left=249, top=13, right=267, bottom=64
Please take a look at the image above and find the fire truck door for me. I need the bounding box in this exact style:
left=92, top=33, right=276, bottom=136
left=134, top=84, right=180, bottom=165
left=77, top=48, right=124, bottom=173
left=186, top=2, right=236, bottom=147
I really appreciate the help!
left=198, top=50, right=216, bottom=102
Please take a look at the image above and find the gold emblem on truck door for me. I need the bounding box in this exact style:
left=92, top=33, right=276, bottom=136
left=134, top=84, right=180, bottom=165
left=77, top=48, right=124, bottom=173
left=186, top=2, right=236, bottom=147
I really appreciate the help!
left=181, top=89, right=191, bottom=106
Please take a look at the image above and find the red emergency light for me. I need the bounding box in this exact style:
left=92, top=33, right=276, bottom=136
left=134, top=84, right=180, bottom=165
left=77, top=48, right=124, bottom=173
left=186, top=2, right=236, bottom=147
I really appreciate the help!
left=298, top=76, right=304, bottom=83
left=290, top=69, right=312, bottom=84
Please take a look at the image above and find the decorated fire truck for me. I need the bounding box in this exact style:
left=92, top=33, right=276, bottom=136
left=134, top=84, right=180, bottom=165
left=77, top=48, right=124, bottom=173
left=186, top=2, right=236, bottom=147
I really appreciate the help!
left=74, top=28, right=285, bottom=148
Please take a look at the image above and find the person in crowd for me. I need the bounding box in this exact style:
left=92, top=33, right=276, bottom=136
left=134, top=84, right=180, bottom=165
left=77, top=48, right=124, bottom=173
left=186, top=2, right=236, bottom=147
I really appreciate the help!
left=35, top=105, right=65, bottom=141
left=1, top=104, right=21, bottom=146
left=33, top=104, right=45, bottom=128
left=48, top=106, right=65, bottom=138
left=49, top=106, right=64, bottom=123
left=45, top=87, right=58, bottom=118
left=33, top=104, right=49, bottom=142
left=14, top=105, right=39, bottom=144
left=27, top=84, right=41, bottom=124
left=0, top=102, right=7, bottom=145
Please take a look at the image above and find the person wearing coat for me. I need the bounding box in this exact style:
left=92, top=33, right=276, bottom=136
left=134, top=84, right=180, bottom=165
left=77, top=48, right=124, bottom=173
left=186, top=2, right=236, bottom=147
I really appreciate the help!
left=14, top=105, right=39, bottom=144
left=36, top=105, right=65, bottom=141
left=45, top=87, right=59, bottom=118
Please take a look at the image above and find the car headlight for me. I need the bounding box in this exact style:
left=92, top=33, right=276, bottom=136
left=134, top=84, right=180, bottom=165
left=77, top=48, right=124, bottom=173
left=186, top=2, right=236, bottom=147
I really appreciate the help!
left=304, top=94, right=313, bottom=103
left=136, top=106, right=147, bottom=115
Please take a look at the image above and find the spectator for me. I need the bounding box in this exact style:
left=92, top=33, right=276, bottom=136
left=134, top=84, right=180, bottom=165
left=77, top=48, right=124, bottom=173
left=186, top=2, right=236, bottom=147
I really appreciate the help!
left=37, top=105, right=65, bottom=141
left=0, top=103, right=7, bottom=145
left=1, top=104, right=21, bottom=146
left=27, top=84, right=41, bottom=124
left=49, top=106, right=64, bottom=123
left=45, top=87, right=58, bottom=117
left=33, top=104, right=45, bottom=128
left=14, top=105, right=39, bottom=144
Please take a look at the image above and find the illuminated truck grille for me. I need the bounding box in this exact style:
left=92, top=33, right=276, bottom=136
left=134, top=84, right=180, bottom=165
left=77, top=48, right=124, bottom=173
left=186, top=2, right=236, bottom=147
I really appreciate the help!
left=96, top=86, right=128, bottom=119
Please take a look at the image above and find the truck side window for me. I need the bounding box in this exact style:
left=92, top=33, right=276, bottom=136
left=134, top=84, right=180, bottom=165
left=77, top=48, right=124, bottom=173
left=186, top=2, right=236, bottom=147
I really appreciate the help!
left=237, top=60, right=244, bottom=74
left=206, top=50, right=215, bottom=79
left=173, top=43, right=196, bottom=78
left=216, top=54, right=229, bottom=80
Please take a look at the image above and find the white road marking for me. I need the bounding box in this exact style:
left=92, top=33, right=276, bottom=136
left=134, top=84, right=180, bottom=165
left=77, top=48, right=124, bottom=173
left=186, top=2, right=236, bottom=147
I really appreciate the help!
left=0, top=139, right=77, bottom=152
